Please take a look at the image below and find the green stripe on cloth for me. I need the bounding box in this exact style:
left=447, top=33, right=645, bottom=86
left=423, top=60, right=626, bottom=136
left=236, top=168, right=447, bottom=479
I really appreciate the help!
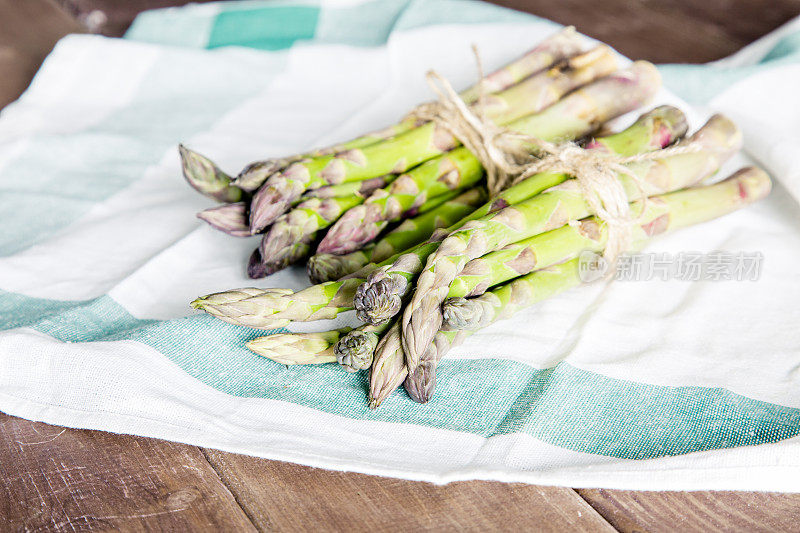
left=126, top=0, right=546, bottom=50
left=3, top=290, right=798, bottom=460
left=208, top=5, right=320, bottom=50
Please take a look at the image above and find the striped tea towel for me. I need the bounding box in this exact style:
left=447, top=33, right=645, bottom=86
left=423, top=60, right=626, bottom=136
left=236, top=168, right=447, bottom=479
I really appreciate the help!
left=1, top=0, right=800, bottom=490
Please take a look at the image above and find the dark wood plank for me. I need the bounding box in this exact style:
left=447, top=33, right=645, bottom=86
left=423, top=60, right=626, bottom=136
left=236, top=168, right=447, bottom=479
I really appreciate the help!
left=202, top=449, right=615, bottom=532
left=0, top=0, right=83, bottom=109
left=577, top=488, right=800, bottom=532
left=0, top=413, right=256, bottom=532
left=4, top=1, right=800, bottom=531
left=57, top=0, right=800, bottom=62
left=57, top=0, right=216, bottom=36
left=492, top=0, right=800, bottom=63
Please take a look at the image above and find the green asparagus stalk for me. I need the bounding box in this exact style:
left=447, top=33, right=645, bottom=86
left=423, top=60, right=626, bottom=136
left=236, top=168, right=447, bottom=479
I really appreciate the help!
left=307, top=188, right=488, bottom=283
left=248, top=47, right=619, bottom=233
left=249, top=195, right=364, bottom=278
left=307, top=248, right=375, bottom=285
left=315, top=48, right=619, bottom=254
left=334, top=321, right=392, bottom=372
left=355, top=104, right=688, bottom=325
left=402, top=114, right=742, bottom=371
left=370, top=189, right=487, bottom=263
left=246, top=328, right=352, bottom=365
left=410, top=166, right=770, bottom=403
left=458, top=26, right=584, bottom=103
left=192, top=96, right=682, bottom=330
left=179, top=145, right=243, bottom=203
left=448, top=162, right=768, bottom=299
left=193, top=104, right=685, bottom=328
left=251, top=185, right=470, bottom=278
left=193, top=277, right=364, bottom=330
left=443, top=166, right=771, bottom=330
left=197, top=202, right=251, bottom=237
left=232, top=27, right=585, bottom=192
left=300, top=175, right=395, bottom=200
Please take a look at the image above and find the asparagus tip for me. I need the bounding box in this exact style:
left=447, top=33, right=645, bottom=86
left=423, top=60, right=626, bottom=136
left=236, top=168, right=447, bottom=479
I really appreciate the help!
left=354, top=270, right=406, bottom=324
left=247, top=248, right=270, bottom=279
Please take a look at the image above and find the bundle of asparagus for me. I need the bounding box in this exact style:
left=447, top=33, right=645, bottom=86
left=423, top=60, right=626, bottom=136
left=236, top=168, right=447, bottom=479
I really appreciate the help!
left=182, top=30, right=771, bottom=409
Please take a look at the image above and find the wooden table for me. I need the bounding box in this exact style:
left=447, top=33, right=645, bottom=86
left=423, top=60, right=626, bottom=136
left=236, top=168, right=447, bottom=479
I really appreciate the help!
left=2, top=1, right=800, bottom=530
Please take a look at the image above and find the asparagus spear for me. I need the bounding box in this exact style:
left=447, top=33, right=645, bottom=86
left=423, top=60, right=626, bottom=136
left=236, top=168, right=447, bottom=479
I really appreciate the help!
left=233, top=27, right=585, bottom=192
left=307, top=248, right=375, bottom=285
left=251, top=185, right=470, bottom=278
left=179, top=145, right=243, bottom=203
left=371, top=188, right=488, bottom=262
left=315, top=48, right=619, bottom=254
left=402, top=114, right=742, bottom=371
left=248, top=47, right=619, bottom=233
left=300, top=175, right=394, bottom=200
left=196, top=202, right=252, bottom=237
left=193, top=90, right=679, bottom=329
left=335, top=321, right=392, bottom=372
left=448, top=162, right=769, bottom=299
left=194, top=277, right=365, bottom=330
left=356, top=105, right=688, bottom=325
left=250, top=195, right=364, bottom=278
left=307, top=188, right=487, bottom=283
left=194, top=103, right=684, bottom=326
left=407, top=166, right=770, bottom=403
left=246, top=328, right=351, bottom=365
left=443, top=166, right=771, bottom=330
left=403, top=329, right=467, bottom=404
left=368, top=320, right=407, bottom=409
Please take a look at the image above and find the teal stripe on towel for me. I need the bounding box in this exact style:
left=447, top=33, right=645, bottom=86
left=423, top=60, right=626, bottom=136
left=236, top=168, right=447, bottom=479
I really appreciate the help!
left=4, top=290, right=798, bottom=460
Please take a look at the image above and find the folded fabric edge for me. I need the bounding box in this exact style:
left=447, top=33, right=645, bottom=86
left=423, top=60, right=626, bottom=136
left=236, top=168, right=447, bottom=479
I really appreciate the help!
left=2, top=391, right=799, bottom=492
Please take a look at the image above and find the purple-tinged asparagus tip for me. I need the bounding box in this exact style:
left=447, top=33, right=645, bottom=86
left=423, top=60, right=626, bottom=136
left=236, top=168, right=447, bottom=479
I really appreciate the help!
left=179, top=144, right=243, bottom=203
left=404, top=361, right=437, bottom=404
left=316, top=205, right=384, bottom=255
left=441, top=297, right=478, bottom=330
left=335, top=330, right=378, bottom=371
left=248, top=187, right=290, bottom=234
left=307, top=253, right=350, bottom=284
left=354, top=270, right=407, bottom=325
left=233, top=160, right=281, bottom=192
left=196, top=202, right=253, bottom=237
left=247, top=248, right=271, bottom=279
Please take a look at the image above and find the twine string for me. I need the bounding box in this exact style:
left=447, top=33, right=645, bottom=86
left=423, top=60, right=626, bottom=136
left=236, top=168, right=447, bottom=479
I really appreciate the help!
left=406, top=49, right=701, bottom=265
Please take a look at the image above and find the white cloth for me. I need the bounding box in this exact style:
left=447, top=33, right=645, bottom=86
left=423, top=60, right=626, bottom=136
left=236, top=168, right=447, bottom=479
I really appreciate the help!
left=1, top=4, right=800, bottom=490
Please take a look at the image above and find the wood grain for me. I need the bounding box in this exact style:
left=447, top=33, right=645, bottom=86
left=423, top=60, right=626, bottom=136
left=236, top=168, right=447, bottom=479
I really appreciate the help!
left=4, top=1, right=800, bottom=531
left=57, top=0, right=800, bottom=62
left=577, top=488, right=800, bottom=532
left=0, top=414, right=256, bottom=532
left=203, top=449, right=614, bottom=532
left=492, top=0, right=800, bottom=63
left=0, top=0, right=82, bottom=109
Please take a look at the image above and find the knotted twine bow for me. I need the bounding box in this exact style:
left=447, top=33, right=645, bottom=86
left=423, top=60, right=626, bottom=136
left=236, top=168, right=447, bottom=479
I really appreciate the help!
left=408, top=48, right=699, bottom=266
